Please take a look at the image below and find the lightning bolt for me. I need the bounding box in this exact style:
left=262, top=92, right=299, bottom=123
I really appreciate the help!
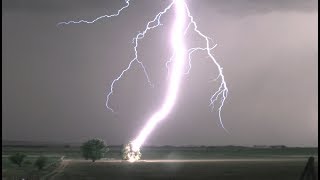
left=57, top=0, right=131, bottom=26
left=58, top=0, right=229, bottom=157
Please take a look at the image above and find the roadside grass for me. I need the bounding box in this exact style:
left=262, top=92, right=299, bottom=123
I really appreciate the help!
left=2, top=156, right=62, bottom=179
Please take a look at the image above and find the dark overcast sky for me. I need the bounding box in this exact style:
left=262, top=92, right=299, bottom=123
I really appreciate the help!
left=2, top=0, right=318, bottom=146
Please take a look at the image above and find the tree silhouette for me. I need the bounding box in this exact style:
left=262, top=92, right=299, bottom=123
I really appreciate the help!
left=81, top=138, right=109, bottom=162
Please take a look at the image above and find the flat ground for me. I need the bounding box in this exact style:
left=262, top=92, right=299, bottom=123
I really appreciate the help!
left=2, top=146, right=318, bottom=179
left=50, top=158, right=318, bottom=180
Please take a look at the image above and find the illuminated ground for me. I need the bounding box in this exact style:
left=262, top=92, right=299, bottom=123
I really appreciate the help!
left=56, top=158, right=311, bottom=163
left=48, top=158, right=318, bottom=180
left=2, top=146, right=318, bottom=179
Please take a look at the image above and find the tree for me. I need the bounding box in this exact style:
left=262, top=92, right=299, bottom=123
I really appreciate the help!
left=81, top=138, right=108, bottom=162
left=34, top=156, right=48, bottom=170
left=121, top=144, right=130, bottom=160
left=9, top=153, right=26, bottom=167
left=121, top=143, right=141, bottom=161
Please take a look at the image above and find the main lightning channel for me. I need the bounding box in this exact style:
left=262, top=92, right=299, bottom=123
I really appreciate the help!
left=132, top=0, right=186, bottom=151
left=58, top=0, right=229, bottom=154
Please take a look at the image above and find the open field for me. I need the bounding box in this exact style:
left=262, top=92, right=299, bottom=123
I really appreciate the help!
left=2, top=155, right=62, bottom=179
left=2, top=145, right=318, bottom=179
left=51, top=158, right=318, bottom=180
left=3, top=145, right=318, bottom=159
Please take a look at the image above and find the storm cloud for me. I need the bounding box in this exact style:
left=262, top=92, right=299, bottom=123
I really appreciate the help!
left=2, top=0, right=318, bottom=147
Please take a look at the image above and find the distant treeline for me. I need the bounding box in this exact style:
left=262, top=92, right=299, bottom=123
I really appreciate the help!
left=2, top=140, right=318, bottom=152
left=1, top=144, right=316, bottom=148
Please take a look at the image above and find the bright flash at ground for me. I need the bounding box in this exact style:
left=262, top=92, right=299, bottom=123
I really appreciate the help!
left=121, top=142, right=141, bottom=162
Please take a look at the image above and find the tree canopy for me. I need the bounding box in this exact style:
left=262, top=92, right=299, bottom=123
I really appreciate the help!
left=81, top=138, right=109, bottom=162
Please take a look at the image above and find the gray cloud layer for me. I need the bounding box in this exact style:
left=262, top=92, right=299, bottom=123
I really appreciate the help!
left=3, top=0, right=317, bottom=12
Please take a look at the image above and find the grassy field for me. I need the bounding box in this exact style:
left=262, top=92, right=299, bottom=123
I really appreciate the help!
left=2, top=145, right=318, bottom=179
left=51, top=159, right=318, bottom=180
left=3, top=145, right=318, bottom=159
left=2, top=155, right=62, bottom=179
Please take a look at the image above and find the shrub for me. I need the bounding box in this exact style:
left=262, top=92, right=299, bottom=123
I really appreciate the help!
left=34, top=156, right=48, bottom=170
left=9, top=153, right=26, bottom=167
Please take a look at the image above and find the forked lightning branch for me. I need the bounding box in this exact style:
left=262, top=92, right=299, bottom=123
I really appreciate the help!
left=58, top=0, right=229, bottom=162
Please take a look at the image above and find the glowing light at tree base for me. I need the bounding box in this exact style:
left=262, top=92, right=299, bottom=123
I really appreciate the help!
left=122, top=142, right=141, bottom=162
